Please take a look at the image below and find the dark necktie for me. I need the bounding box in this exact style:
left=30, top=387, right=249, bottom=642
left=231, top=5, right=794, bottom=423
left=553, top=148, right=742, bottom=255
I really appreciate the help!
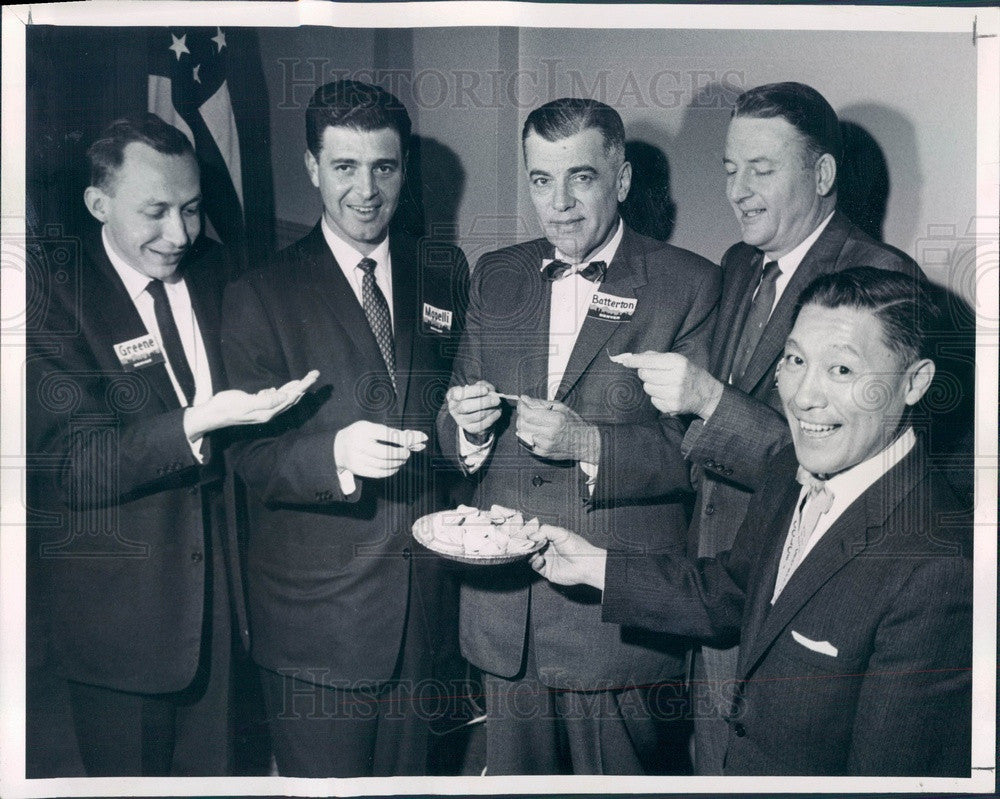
left=731, top=259, right=781, bottom=382
left=146, top=279, right=196, bottom=406
left=357, top=257, right=396, bottom=392
left=542, top=259, right=607, bottom=283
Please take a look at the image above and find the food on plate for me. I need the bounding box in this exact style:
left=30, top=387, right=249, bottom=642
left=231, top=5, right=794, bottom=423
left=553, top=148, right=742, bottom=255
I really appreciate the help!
left=418, top=504, right=541, bottom=559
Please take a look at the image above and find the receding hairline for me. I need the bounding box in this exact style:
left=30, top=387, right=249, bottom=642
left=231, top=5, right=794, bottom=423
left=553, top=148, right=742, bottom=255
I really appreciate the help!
left=95, top=141, right=200, bottom=194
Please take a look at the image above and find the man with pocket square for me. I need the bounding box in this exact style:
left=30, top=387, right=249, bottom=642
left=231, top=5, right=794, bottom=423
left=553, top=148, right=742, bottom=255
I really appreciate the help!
left=530, top=267, right=972, bottom=776
left=438, top=98, right=721, bottom=775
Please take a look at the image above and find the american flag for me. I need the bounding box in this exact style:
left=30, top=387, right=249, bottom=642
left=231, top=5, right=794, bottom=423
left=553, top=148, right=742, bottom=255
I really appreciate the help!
left=148, top=27, right=246, bottom=260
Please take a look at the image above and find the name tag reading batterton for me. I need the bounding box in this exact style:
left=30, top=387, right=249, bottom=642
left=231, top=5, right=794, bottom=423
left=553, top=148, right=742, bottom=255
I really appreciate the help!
left=587, top=290, right=638, bottom=322
left=113, top=334, right=165, bottom=371
left=422, top=302, right=453, bottom=333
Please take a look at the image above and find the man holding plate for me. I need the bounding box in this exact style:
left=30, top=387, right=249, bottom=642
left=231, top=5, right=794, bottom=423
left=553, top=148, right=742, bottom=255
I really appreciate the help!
left=437, top=97, right=721, bottom=775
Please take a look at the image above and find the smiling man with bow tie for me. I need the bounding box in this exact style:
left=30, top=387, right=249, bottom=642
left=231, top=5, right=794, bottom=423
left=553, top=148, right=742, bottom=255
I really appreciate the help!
left=437, top=97, right=721, bottom=775
left=529, top=267, right=972, bottom=776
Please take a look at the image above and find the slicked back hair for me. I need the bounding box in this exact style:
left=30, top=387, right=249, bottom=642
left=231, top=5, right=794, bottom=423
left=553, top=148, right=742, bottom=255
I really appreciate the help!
left=733, top=81, right=843, bottom=168
left=795, top=266, right=937, bottom=367
left=87, top=114, right=195, bottom=193
left=305, top=79, right=411, bottom=157
left=522, top=98, right=626, bottom=161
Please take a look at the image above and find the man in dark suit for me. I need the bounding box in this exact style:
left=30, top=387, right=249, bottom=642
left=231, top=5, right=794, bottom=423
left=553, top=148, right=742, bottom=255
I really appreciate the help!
left=611, top=82, right=923, bottom=773
left=26, top=115, right=313, bottom=776
left=220, top=80, right=468, bottom=777
left=437, top=98, right=720, bottom=774
left=530, top=267, right=971, bottom=776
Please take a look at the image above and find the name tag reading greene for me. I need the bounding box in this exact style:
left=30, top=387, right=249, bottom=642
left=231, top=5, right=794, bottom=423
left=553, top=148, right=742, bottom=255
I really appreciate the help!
left=113, top=334, right=165, bottom=370
left=588, top=291, right=638, bottom=322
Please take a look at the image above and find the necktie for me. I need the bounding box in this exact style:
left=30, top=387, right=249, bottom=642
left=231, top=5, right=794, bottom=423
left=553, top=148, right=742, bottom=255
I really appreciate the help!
left=730, top=259, right=781, bottom=382
left=357, top=257, right=396, bottom=392
left=542, top=259, right=607, bottom=283
left=146, top=279, right=196, bottom=405
left=772, top=466, right=834, bottom=601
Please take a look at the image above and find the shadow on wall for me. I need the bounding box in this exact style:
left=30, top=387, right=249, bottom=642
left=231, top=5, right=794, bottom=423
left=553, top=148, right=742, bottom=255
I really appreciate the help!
left=837, top=120, right=890, bottom=243
left=838, top=103, right=921, bottom=251
left=395, top=134, right=466, bottom=250
left=621, top=140, right=676, bottom=242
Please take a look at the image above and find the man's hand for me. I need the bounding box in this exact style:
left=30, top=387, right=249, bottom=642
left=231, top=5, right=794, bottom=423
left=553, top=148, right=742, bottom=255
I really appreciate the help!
left=527, top=524, right=607, bottom=590
left=183, top=370, right=320, bottom=442
left=515, top=396, right=601, bottom=462
left=446, top=380, right=502, bottom=436
left=611, top=351, right=723, bottom=419
left=333, top=420, right=428, bottom=479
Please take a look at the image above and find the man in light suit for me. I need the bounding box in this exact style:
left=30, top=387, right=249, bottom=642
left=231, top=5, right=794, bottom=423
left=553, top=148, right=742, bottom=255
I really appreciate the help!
left=611, top=82, right=923, bottom=773
left=221, top=80, right=469, bottom=777
left=438, top=98, right=721, bottom=774
left=26, top=115, right=313, bottom=776
left=531, top=267, right=971, bottom=776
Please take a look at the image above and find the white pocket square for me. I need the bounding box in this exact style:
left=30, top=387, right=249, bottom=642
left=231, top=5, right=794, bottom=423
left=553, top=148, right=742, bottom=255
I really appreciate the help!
left=791, top=630, right=839, bottom=657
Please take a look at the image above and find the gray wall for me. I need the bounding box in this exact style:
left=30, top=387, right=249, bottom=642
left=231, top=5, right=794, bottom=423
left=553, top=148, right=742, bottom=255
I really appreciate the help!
left=258, top=26, right=977, bottom=299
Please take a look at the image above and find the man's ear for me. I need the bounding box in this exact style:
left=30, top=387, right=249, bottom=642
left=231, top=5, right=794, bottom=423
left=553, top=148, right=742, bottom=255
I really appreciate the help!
left=617, top=160, right=632, bottom=203
left=815, top=153, right=836, bottom=197
left=304, top=149, right=320, bottom=189
left=903, top=357, right=936, bottom=406
left=83, top=186, right=109, bottom=223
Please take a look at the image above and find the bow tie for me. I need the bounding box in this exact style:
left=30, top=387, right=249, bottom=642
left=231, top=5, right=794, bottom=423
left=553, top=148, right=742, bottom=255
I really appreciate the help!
left=795, top=465, right=835, bottom=513
left=542, top=259, right=607, bottom=283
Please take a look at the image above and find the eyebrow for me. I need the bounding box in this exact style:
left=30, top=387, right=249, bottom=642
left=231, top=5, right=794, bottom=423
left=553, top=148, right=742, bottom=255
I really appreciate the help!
left=329, top=157, right=399, bottom=167
left=528, top=165, right=598, bottom=177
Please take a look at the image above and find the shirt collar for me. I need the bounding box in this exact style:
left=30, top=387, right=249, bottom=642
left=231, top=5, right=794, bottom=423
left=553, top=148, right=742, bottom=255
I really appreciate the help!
left=767, top=211, right=834, bottom=275
left=811, top=427, right=916, bottom=507
left=102, top=226, right=159, bottom=301
left=549, top=217, right=625, bottom=269
left=321, top=215, right=391, bottom=271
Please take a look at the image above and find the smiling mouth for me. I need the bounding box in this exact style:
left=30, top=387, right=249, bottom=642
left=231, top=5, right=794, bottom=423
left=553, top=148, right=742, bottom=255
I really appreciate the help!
left=348, top=204, right=382, bottom=218
left=739, top=208, right=766, bottom=220
left=797, top=419, right=841, bottom=438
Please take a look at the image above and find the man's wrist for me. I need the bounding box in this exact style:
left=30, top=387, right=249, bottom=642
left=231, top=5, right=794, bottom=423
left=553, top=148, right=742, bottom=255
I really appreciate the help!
left=699, top=376, right=725, bottom=421
left=463, top=428, right=491, bottom=446
left=576, top=424, right=602, bottom=464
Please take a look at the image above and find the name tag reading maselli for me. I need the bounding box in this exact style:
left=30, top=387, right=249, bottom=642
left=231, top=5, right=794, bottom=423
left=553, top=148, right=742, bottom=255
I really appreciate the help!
left=588, top=290, right=637, bottom=322
left=113, top=334, right=165, bottom=370
left=422, top=302, right=453, bottom=333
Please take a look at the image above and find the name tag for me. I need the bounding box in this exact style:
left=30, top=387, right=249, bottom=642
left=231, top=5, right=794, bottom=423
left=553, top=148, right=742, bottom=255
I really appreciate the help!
left=113, top=334, right=165, bottom=371
left=423, top=302, right=453, bottom=333
left=587, top=290, right=637, bottom=322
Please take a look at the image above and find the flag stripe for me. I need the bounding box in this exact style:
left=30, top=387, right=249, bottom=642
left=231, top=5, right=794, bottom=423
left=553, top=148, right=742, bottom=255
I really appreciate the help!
left=200, top=82, right=243, bottom=207
left=147, top=74, right=196, bottom=148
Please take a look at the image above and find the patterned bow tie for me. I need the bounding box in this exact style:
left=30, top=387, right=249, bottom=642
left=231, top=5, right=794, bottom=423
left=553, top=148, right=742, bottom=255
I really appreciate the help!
left=795, top=465, right=835, bottom=514
left=542, top=259, right=607, bottom=283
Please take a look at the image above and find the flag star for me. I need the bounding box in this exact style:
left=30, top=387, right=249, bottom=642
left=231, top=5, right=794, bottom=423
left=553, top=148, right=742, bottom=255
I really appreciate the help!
left=211, top=27, right=227, bottom=52
left=168, top=33, right=189, bottom=60
left=192, top=64, right=201, bottom=84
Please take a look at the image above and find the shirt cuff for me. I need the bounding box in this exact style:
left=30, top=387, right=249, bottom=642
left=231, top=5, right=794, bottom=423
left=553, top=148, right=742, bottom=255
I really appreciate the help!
left=188, top=436, right=205, bottom=464
left=336, top=467, right=357, bottom=496
left=579, top=460, right=598, bottom=496
left=459, top=429, right=493, bottom=474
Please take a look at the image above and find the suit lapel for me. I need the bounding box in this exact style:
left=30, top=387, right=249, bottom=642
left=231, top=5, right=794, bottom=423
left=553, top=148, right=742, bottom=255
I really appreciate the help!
left=716, top=249, right=762, bottom=381
left=740, top=442, right=926, bottom=678
left=555, top=226, right=646, bottom=402
left=85, top=236, right=179, bottom=412
left=389, top=233, right=418, bottom=411
left=304, top=225, right=394, bottom=387
left=736, top=213, right=853, bottom=394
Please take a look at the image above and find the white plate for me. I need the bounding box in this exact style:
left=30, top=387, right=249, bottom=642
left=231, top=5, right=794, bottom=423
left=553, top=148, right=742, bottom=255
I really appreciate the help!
left=411, top=510, right=543, bottom=565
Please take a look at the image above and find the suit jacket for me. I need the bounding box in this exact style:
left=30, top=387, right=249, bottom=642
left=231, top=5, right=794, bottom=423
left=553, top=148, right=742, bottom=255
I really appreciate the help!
left=604, top=442, right=972, bottom=776
left=220, top=223, right=468, bottom=686
left=679, top=211, right=924, bottom=756
left=436, top=224, right=721, bottom=689
left=26, top=230, right=236, bottom=693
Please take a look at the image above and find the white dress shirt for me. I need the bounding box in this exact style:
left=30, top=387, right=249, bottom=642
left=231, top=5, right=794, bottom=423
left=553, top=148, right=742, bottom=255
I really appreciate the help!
left=761, top=211, right=834, bottom=315
left=320, top=218, right=394, bottom=495
left=460, top=219, right=625, bottom=489
left=771, top=427, right=916, bottom=603
left=103, top=228, right=212, bottom=460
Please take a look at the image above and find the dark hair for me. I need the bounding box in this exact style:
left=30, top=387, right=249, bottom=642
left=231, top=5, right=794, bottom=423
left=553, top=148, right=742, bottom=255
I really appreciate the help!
left=733, top=81, right=843, bottom=167
left=522, top=98, right=626, bottom=159
left=87, top=114, right=195, bottom=192
left=305, top=79, right=411, bottom=157
left=795, top=266, right=938, bottom=365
